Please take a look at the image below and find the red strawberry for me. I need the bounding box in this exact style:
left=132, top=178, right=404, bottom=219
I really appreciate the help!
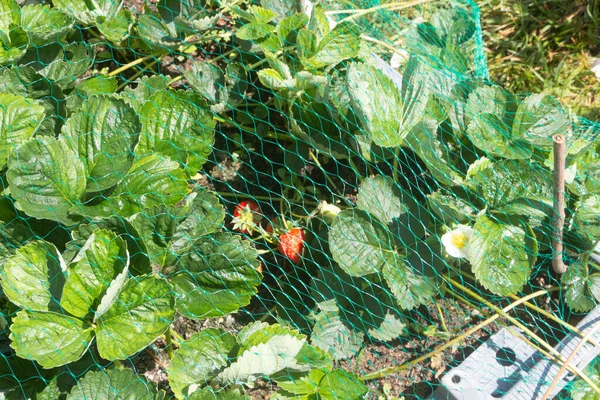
left=278, top=228, right=305, bottom=264
left=231, top=201, right=262, bottom=234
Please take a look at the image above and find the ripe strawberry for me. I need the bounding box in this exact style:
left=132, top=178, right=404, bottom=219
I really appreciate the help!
left=231, top=201, right=262, bottom=234
left=278, top=228, right=305, bottom=264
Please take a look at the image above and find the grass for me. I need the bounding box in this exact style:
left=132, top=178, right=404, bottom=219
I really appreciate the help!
left=479, top=0, right=600, bottom=121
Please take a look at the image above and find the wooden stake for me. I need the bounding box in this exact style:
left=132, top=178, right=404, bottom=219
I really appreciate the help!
left=552, top=134, right=567, bottom=274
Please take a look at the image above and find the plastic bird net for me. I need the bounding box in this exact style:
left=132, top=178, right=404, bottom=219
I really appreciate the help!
left=0, top=0, right=599, bottom=398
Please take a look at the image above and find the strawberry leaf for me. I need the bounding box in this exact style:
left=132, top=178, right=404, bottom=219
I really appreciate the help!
left=9, top=310, right=93, bottom=369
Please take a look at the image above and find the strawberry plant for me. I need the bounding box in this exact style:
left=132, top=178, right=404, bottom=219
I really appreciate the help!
left=0, top=0, right=599, bottom=397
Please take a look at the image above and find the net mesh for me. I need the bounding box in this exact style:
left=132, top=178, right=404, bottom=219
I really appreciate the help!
left=0, top=0, right=599, bottom=398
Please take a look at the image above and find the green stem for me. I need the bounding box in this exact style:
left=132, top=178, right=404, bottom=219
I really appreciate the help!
left=116, top=58, right=161, bottom=91
left=308, top=151, right=353, bottom=206
left=170, top=328, right=186, bottom=344
left=392, top=147, right=400, bottom=183
left=435, top=302, right=450, bottom=334
left=168, top=75, right=183, bottom=86
left=359, top=287, right=552, bottom=381
left=347, top=157, right=363, bottom=180
left=113, top=359, right=124, bottom=369
left=259, top=305, right=278, bottom=322
left=165, top=329, right=175, bottom=359
left=108, top=55, right=155, bottom=77
left=247, top=57, right=269, bottom=70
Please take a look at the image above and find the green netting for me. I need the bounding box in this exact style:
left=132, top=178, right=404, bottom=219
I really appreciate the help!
left=0, top=0, right=599, bottom=398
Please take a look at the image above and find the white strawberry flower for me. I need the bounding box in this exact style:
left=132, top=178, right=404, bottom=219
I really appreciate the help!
left=441, top=225, right=474, bottom=260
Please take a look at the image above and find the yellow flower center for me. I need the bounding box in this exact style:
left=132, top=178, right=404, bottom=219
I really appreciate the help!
left=451, top=232, right=468, bottom=249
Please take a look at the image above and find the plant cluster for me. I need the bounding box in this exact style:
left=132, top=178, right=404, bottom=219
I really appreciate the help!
left=0, top=0, right=599, bottom=398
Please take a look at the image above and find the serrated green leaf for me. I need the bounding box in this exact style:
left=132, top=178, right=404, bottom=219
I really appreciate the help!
left=310, top=301, right=363, bottom=361
left=296, top=28, right=317, bottom=59
left=404, top=118, right=461, bottom=186
left=129, top=205, right=182, bottom=269
left=93, top=258, right=129, bottom=321
left=96, top=9, right=134, bottom=43
left=95, top=275, right=175, bottom=360
left=67, top=368, right=158, bottom=399
left=216, top=334, right=307, bottom=385
left=121, top=74, right=169, bottom=111
left=188, top=387, right=249, bottom=400
left=70, top=217, right=151, bottom=275
left=399, top=57, right=431, bottom=133
left=75, top=75, right=118, bottom=95
left=0, top=93, right=45, bottom=169
left=0, top=0, right=18, bottom=32
left=382, top=260, right=435, bottom=310
left=10, top=310, right=93, bottom=368
left=276, top=368, right=367, bottom=400
left=329, top=209, right=394, bottom=276
left=67, top=75, right=118, bottom=112
left=138, top=90, right=215, bottom=173
left=7, top=137, right=86, bottom=225
left=236, top=22, right=274, bottom=41
left=62, top=95, right=141, bottom=193
left=169, top=189, right=225, bottom=253
left=136, top=13, right=180, bottom=48
left=257, top=68, right=288, bottom=89
left=0, top=66, right=66, bottom=136
left=53, top=0, right=121, bottom=24
left=467, top=114, right=533, bottom=160
left=427, top=187, right=480, bottom=224
left=315, top=369, right=368, bottom=399
left=1, top=240, right=65, bottom=311
left=61, top=230, right=127, bottom=319
left=171, top=232, right=261, bottom=318
left=238, top=323, right=304, bottom=355
left=513, top=94, right=569, bottom=146
left=466, top=86, right=532, bottom=159
left=183, top=62, right=223, bottom=104
left=168, top=328, right=237, bottom=398
left=563, top=261, right=596, bottom=313
left=40, top=44, right=93, bottom=88
left=303, top=22, right=359, bottom=69
left=367, top=310, right=406, bottom=342
left=130, top=188, right=224, bottom=268
left=571, top=360, right=600, bottom=400
left=289, top=93, right=351, bottom=160
left=72, top=154, right=189, bottom=219
left=465, top=158, right=553, bottom=215
left=570, top=196, right=600, bottom=249
left=261, top=0, right=301, bottom=22
left=0, top=25, right=28, bottom=64
left=346, top=62, right=403, bottom=147
left=20, top=4, right=74, bottom=45
left=276, top=13, right=307, bottom=44
left=356, top=175, right=427, bottom=246
left=469, top=215, right=537, bottom=296
left=307, top=4, right=329, bottom=39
